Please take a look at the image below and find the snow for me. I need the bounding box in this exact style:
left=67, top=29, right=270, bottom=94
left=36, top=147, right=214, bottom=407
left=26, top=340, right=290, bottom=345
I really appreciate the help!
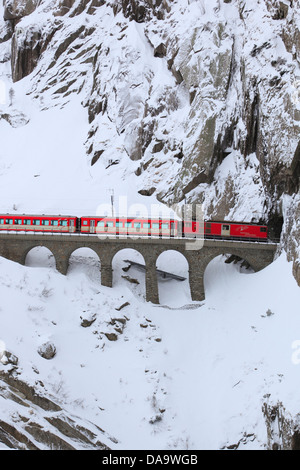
left=0, top=248, right=300, bottom=450
left=0, top=0, right=299, bottom=451
left=0, top=95, right=162, bottom=216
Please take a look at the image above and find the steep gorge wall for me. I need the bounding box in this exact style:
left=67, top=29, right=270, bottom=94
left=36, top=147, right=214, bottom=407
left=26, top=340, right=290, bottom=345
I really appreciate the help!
left=0, top=0, right=299, bottom=286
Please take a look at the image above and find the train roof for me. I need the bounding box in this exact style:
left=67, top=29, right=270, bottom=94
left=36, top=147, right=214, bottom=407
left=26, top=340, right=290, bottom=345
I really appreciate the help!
left=80, top=215, right=180, bottom=219
left=206, top=220, right=267, bottom=226
left=80, top=216, right=267, bottom=225
left=0, top=214, right=268, bottom=226
left=0, top=214, right=77, bottom=218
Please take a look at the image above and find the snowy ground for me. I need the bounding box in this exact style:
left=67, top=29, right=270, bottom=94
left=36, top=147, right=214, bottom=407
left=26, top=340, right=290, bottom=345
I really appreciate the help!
left=0, top=247, right=300, bottom=450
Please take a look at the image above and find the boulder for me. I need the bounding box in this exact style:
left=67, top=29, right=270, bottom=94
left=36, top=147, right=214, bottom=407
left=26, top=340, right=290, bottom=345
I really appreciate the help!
left=0, top=350, right=18, bottom=366
left=38, top=342, right=57, bottom=360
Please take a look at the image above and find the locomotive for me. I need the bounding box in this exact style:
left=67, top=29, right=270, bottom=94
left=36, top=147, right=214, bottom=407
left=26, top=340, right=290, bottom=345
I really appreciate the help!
left=0, top=214, right=268, bottom=241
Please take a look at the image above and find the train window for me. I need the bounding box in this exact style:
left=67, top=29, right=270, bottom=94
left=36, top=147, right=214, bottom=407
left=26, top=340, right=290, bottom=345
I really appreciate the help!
left=143, top=223, right=150, bottom=228
left=162, top=223, right=169, bottom=229
left=260, top=227, right=267, bottom=232
left=82, top=221, right=88, bottom=226
left=0, top=219, right=4, bottom=224
left=32, top=220, right=40, bottom=225
left=6, top=219, right=13, bottom=224
left=42, top=220, right=50, bottom=226
left=24, top=219, right=31, bottom=225
left=125, top=222, right=131, bottom=228
left=152, top=223, right=159, bottom=229
left=97, top=221, right=104, bottom=227
left=116, top=222, right=123, bottom=228
left=51, top=220, right=58, bottom=226
left=106, top=222, right=114, bottom=227
left=222, top=225, right=230, bottom=230
left=134, top=222, right=141, bottom=228
left=60, top=220, right=67, bottom=226
left=15, top=219, right=22, bottom=225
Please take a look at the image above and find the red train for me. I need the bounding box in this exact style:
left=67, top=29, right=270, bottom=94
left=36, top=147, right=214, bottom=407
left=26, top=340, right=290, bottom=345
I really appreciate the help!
left=0, top=215, right=77, bottom=233
left=0, top=214, right=268, bottom=241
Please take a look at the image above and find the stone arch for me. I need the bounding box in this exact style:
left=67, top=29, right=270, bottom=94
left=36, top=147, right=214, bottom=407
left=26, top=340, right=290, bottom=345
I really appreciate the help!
left=111, top=248, right=146, bottom=299
left=184, top=244, right=274, bottom=303
left=67, top=247, right=101, bottom=283
left=203, top=251, right=257, bottom=300
left=203, top=248, right=266, bottom=276
left=155, top=249, right=191, bottom=306
left=24, top=245, right=57, bottom=270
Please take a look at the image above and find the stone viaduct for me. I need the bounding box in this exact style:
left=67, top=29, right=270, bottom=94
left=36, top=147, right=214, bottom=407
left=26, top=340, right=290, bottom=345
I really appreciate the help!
left=0, top=233, right=278, bottom=304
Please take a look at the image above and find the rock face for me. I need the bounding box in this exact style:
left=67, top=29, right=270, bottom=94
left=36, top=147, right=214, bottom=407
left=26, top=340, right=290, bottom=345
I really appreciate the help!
left=11, top=25, right=42, bottom=81
left=1, top=0, right=299, bottom=283
left=263, top=400, right=300, bottom=450
left=3, top=0, right=39, bottom=20
left=0, top=371, right=112, bottom=450
left=1, top=1, right=299, bottom=284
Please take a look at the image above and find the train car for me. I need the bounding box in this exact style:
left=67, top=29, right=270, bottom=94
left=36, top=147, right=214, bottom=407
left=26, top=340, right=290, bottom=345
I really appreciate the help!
left=79, top=217, right=267, bottom=240
left=80, top=216, right=179, bottom=237
left=204, top=221, right=268, bottom=240
left=0, top=214, right=77, bottom=233
left=0, top=213, right=268, bottom=241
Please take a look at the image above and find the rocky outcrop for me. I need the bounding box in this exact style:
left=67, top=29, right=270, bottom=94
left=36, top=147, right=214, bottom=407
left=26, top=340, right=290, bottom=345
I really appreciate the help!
left=0, top=370, right=113, bottom=450
left=263, top=400, right=300, bottom=450
left=112, top=0, right=170, bottom=22
left=54, top=0, right=105, bottom=17
left=3, top=0, right=39, bottom=21
left=11, top=25, right=42, bottom=82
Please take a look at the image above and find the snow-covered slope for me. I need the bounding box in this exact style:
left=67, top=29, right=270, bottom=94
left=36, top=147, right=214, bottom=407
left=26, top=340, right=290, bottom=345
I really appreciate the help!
left=0, top=0, right=300, bottom=450
left=1, top=249, right=300, bottom=450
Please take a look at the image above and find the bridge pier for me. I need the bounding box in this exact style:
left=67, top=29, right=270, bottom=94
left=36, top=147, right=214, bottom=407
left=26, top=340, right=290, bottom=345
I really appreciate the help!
left=145, top=260, right=159, bottom=304
left=189, top=273, right=205, bottom=302
left=101, top=264, right=113, bottom=288
left=185, top=252, right=207, bottom=302
left=54, top=256, right=69, bottom=275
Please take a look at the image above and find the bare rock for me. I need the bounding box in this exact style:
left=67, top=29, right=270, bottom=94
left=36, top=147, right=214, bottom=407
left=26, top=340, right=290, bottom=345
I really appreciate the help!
left=0, top=371, right=112, bottom=449
left=3, top=0, right=39, bottom=21
left=104, top=332, right=118, bottom=342
left=154, top=42, right=167, bottom=58
left=0, top=350, right=18, bottom=366
left=37, top=342, right=56, bottom=360
left=115, top=301, right=130, bottom=311
left=11, top=26, right=42, bottom=82
left=122, top=275, right=140, bottom=284
left=262, top=400, right=299, bottom=450
left=80, top=313, right=96, bottom=327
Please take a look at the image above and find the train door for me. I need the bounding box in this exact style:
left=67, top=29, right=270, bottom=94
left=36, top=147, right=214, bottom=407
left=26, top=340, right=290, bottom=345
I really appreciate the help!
left=221, top=224, right=231, bottom=237
left=90, top=220, right=95, bottom=234
left=170, top=222, right=176, bottom=237
left=69, top=219, right=75, bottom=233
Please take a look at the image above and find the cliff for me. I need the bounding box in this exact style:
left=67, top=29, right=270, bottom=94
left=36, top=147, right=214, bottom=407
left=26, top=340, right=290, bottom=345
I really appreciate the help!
left=1, top=0, right=299, bottom=280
